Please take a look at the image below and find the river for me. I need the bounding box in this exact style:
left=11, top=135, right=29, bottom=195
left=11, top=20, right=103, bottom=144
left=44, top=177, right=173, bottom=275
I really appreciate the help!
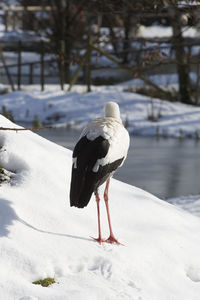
left=36, top=127, right=200, bottom=200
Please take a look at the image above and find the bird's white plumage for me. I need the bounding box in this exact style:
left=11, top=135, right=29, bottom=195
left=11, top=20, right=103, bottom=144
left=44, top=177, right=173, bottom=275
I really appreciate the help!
left=71, top=102, right=129, bottom=239
left=79, top=116, right=130, bottom=172
left=104, top=101, right=121, bottom=120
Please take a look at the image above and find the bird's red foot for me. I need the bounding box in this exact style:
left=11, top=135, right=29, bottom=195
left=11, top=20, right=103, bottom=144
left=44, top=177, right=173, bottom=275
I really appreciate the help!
left=106, top=235, right=123, bottom=245
left=91, top=236, right=106, bottom=244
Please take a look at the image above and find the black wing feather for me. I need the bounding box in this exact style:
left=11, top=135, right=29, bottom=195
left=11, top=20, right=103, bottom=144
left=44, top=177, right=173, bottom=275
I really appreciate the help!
left=70, top=135, right=123, bottom=208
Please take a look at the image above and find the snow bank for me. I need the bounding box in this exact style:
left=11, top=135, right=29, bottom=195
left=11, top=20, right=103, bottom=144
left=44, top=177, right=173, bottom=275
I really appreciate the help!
left=0, top=87, right=200, bottom=138
left=1, top=115, right=200, bottom=299
left=138, top=25, right=200, bottom=39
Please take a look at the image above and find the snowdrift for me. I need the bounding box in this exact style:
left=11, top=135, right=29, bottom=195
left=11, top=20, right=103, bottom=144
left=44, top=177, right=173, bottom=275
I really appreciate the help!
left=1, top=115, right=200, bottom=300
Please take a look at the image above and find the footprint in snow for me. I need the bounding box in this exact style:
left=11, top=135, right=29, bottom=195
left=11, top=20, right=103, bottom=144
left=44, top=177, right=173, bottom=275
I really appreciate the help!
left=186, top=266, right=200, bottom=282
left=128, top=280, right=141, bottom=292
left=89, top=256, right=112, bottom=279
left=19, top=297, right=38, bottom=300
left=69, top=263, right=85, bottom=273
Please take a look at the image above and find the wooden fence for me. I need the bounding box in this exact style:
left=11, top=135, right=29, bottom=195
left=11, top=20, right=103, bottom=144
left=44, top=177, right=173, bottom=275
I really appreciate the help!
left=0, top=40, right=69, bottom=91
left=1, top=38, right=200, bottom=95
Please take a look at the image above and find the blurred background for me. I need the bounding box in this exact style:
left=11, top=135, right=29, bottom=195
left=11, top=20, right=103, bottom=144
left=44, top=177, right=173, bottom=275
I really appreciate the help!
left=0, top=0, right=200, bottom=100
left=0, top=0, right=200, bottom=202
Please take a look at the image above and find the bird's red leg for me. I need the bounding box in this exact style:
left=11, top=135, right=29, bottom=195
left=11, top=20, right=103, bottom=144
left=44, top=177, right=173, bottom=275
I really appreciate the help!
left=104, top=179, right=121, bottom=245
left=92, top=192, right=106, bottom=244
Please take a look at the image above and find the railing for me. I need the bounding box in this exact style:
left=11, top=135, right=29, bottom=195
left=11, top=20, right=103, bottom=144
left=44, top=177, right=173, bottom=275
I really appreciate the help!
left=0, top=38, right=200, bottom=94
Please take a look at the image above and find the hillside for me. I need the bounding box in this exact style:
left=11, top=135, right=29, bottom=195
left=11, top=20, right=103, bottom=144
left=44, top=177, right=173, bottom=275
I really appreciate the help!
left=0, top=115, right=200, bottom=300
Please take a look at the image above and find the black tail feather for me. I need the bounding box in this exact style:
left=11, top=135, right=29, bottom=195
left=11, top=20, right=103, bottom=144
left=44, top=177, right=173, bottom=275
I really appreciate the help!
left=70, top=167, right=96, bottom=208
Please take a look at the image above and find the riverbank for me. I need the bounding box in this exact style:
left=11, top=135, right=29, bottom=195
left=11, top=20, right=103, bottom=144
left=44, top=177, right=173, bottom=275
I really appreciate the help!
left=0, top=84, right=200, bottom=139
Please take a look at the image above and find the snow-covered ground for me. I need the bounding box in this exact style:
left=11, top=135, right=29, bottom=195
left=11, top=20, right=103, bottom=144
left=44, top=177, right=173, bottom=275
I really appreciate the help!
left=2, top=24, right=199, bottom=43
left=0, top=29, right=47, bottom=42
left=0, top=85, right=200, bottom=138
left=138, top=25, right=200, bottom=39
left=1, top=115, right=200, bottom=300
left=99, top=24, right=200, bottom=39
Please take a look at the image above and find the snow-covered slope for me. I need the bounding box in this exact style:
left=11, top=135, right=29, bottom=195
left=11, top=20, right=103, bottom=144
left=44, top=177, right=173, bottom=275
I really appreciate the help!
left=1, top=115, right=200, bottom=300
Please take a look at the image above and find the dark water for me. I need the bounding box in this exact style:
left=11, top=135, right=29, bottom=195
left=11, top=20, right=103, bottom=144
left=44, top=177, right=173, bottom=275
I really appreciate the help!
left=36, top=127, right=200, bottom=200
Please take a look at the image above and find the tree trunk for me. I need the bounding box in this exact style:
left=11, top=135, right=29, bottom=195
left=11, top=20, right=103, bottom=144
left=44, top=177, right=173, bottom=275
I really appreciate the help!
left=122, top=13, right=131, bottom=64
left=64, top=39, right=71, bottom=83
left=170, top=5, right=192, bottom=104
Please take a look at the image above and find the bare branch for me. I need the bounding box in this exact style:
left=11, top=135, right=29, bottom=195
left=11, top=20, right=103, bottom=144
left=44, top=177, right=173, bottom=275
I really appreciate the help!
left=89, top=41, right=175, bottom=99
left=0, top=126, right=54, bottom=132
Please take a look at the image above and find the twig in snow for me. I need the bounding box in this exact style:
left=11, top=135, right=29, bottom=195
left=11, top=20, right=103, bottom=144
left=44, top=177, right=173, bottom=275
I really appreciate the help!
left=0, top=126, right=54, bottom=132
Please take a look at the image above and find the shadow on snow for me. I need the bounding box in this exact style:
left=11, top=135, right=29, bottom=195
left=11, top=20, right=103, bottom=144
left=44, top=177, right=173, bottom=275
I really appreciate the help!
left=0, top=198, right=18, bottom=237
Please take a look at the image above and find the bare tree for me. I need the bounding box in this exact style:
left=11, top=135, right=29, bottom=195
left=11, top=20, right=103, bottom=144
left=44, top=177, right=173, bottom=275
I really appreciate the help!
left=18, top=0, right=88, bottom=83
left=17, top=0, right=200, bottom=104
left=169, top=2, right=192, bottom=104
left=45, top=0, right=88, bottom=82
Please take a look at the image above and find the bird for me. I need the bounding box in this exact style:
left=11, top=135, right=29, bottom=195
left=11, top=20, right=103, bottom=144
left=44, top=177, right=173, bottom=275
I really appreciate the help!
left=70, top=101, right=130, bottom=244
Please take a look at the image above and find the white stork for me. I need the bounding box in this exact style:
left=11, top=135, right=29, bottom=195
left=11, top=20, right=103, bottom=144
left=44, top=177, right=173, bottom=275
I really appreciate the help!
left=70, top=102, right=130, bottom=244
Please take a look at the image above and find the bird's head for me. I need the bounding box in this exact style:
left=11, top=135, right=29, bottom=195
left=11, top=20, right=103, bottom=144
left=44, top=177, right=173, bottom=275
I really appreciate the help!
left=104, top=102, right=121, bottom=121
